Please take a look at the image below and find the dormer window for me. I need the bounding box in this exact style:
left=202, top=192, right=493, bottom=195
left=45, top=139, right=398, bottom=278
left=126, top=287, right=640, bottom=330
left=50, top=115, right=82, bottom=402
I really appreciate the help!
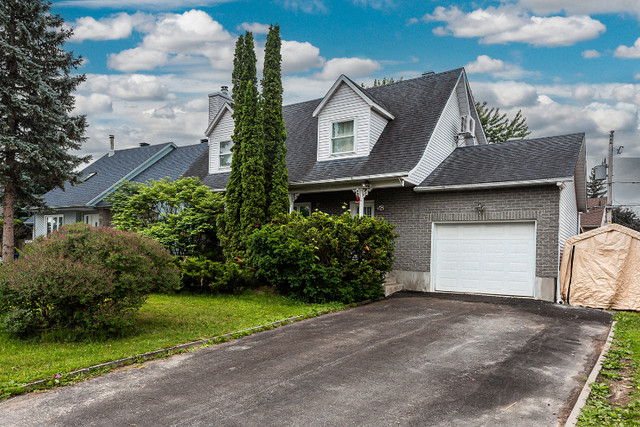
left=331, top=120, right=355, bottom=154
left=219, top=140, right=233, bottom=168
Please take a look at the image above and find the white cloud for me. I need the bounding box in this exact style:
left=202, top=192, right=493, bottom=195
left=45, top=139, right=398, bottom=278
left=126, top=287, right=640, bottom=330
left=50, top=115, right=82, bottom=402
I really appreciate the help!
left=582, top=49, right=601, bottom=59
left=585, top=103, right=637, bottom=133
left=314, top=57, right=381, bottom=80
left=472, top=80, right=539, bottom=106
left=238, top=22, right=270, bottom=34
left=281, top=0, right=328, bottom=14
left=635, top=73, right=640, bottom=80
left=281, top=40, right=325, bottom=74
left=572, top=85, right=597, bottom=101
left=82, top=74, right=171, bottom=101
left=515, top=0, right=640, bottom=17
left=69, top=12, right=152, bottom=42
left=614, top=38, right=640, bottom=58
left=107, top=48, right=168, bottom=72
left=424, top=5, right=605, bottom=47
left=73, top=94, right=113, bottom=115
left=464, top=54, right=534, bottom=79
left=107, top=10, right=235, bottom=73
left=56, top=0, right=236, bottom=10
left=351, top=0, right=395, bottom=9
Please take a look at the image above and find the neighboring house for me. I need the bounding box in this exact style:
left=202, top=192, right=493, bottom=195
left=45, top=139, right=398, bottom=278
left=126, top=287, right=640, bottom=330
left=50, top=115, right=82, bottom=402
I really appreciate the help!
left=191, top=67, right=587, bottom=302
left=31, top=139, right=208, bottom=238
left=580, top=197, right=607, bottom=232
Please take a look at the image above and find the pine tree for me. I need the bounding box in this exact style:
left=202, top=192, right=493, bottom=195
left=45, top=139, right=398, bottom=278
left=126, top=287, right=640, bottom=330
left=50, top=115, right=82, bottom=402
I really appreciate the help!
left=0, top=0, right=89, bottom=260
left=261, top=25, right=289, bottom=219
left=475, top=101, right=531, bottom=143
left=587, top=167, right=606, bottom=198
left=219, top=34, right=246, bottom=260
left=238, top=32, right=266, bottom=236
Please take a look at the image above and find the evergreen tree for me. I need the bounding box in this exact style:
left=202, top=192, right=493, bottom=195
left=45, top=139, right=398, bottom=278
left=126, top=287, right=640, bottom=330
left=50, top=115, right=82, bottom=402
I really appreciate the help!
left=0, top=0, right=89, bottom=260
left=219, top=34, right=246, bottom=260
left=587, top=167, right=607, bottom=198
left=613, top=207, right=640, bottom=232
left=475, top=101, right=531, bottom=143
left=261, top=25, right=289, bottom=219
left=238, top=32, right=266, bottom=236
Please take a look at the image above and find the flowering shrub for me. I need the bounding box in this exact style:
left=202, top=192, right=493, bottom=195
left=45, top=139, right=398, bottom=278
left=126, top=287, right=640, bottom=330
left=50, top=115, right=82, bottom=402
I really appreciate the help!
left=247, top=212, right=395, bottom=303
left=0, top=223, right=180, bottom=338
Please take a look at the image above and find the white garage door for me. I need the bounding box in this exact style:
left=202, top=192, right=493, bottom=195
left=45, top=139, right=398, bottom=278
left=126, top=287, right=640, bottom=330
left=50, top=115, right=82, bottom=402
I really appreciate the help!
left=432, top=222, right=536, bottom=297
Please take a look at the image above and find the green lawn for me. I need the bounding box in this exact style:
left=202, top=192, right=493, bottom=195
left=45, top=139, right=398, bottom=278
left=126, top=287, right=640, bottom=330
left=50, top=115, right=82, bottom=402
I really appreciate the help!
left=578, top=311, right=640, bottom=425
left=0, top=292, right=343, bottom=394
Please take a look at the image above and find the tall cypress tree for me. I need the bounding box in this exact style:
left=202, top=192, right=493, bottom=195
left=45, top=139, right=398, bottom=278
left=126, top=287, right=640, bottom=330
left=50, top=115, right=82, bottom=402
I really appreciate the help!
left=0, top=0, right=89, bottom=260
left=261, top=25, right=289, bottom=219
left=219, top=34, right=246, bottom=259
left=238, top=32, right=266, bottom=235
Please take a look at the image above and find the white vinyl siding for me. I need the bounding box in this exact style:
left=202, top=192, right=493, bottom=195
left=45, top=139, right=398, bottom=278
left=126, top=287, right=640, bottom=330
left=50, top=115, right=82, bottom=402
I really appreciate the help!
left=558, top=180, right=579, bottom=261
left=208, top=109, right=235, bottom=173
left=317, top=83, right=370, bottom=161
left=369, top=110, right=387, bottom=151
left=407, top=76, right=462, bottom=185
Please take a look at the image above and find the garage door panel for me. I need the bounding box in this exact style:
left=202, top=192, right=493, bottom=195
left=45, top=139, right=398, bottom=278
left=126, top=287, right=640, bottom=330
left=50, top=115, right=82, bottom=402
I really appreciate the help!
left=433, top=222, right=535, bottom=297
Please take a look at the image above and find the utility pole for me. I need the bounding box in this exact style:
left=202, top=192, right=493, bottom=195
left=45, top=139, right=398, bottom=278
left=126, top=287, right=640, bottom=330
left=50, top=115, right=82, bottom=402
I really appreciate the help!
left=607, top=130, right=614, bottom=224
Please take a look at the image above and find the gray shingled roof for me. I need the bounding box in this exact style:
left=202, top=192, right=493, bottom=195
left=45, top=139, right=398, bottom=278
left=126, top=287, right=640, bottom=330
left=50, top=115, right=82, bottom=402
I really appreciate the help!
left=41, top=142, right=208, bottom=209
left=417, top=133, right=585, bottom=188
left=201, top=68, right=464, bottom=190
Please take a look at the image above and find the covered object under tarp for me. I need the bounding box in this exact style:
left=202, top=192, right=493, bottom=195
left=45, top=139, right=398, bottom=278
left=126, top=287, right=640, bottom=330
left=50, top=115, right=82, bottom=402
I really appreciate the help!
left=560, top=224, right=640, bottom=310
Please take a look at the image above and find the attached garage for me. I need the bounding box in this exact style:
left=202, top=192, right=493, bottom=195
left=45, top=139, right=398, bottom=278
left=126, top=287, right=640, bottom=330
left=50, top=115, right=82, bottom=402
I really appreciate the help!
left=431, top=222, right=536, bottom=297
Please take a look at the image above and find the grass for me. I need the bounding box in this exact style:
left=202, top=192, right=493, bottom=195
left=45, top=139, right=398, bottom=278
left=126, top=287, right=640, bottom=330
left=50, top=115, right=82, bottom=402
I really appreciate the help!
left=578, top=311, right=640, bottom=426
left=0, top=292, right=344, bottom=396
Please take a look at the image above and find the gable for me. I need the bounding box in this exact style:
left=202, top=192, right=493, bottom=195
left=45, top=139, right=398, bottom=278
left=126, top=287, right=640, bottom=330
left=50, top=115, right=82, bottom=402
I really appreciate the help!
left=208, top=108, right=235, bottom=173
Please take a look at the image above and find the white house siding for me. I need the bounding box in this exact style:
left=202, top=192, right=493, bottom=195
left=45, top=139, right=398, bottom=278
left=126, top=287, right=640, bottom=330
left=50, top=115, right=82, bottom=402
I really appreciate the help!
left=558, top=180, right=579, bottom=261
left=317, top=83, right=370, bottom=161
left=207, top=109, right=234, bottom=174
left=34, top=213, right=46, bottom=238
left=369, top=110, right=388, bottom=152
left=406, top=77, right=462, bottom=185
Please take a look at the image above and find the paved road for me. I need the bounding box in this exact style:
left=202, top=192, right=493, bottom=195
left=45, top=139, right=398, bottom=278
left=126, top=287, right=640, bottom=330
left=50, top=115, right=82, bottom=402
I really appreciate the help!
left=0, top=292, right=611, bottom=426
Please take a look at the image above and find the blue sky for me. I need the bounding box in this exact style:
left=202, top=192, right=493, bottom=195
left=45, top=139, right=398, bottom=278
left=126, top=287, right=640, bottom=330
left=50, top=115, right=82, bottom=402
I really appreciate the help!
left=52, top=0, right=640, bottom=205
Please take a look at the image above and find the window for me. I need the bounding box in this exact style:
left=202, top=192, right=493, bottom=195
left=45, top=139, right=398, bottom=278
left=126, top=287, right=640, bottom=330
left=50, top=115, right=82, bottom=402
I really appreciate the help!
left=331, top=120, right=355, bottom=154
left=293, top=202, right=311, bottom=217
left=219, top=140, right=233, bottom=168
left=45, top=215, right=64, bottom=234
left=84, top=214, right=100, bottom=227
left=349, top=200, right=375, bottom=218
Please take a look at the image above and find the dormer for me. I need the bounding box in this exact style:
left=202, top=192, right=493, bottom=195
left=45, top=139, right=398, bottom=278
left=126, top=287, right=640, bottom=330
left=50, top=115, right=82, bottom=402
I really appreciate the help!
left=205, top=87, right=234, bottom=174
left=312, top=75, right=394, bottom=162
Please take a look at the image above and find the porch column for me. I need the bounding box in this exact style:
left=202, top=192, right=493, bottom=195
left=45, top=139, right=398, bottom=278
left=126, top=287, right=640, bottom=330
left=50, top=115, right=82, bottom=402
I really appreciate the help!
left=352, top=187, right=370, bottom=217
left=288, top=192, right=300, bottom=213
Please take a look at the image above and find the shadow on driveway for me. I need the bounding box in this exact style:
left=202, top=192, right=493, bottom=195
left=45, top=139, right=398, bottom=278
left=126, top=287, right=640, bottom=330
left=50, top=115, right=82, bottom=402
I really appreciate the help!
left=0, top=292, right=612, bottom=426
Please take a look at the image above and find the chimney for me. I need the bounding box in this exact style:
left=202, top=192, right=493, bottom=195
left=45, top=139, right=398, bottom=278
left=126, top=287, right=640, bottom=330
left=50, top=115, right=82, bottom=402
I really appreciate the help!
left=109, top=135, right=115, bottom=157
left=208, top=85, right=232, bottom=125
left=139, top=142, right=150, bottom=147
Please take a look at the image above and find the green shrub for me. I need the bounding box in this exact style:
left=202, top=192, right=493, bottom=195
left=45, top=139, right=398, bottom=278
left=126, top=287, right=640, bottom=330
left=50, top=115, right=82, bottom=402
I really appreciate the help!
left=0, top=223, right=180, bottom=339
left=175, top=257, right=256, bottom=294
left=247, top=211, right=395, bottom=303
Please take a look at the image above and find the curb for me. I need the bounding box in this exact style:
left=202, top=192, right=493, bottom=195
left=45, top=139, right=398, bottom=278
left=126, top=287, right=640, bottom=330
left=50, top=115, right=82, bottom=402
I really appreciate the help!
left=564, top=320, right=616, bottom=427
left=17, top=298, right=375, bottom=394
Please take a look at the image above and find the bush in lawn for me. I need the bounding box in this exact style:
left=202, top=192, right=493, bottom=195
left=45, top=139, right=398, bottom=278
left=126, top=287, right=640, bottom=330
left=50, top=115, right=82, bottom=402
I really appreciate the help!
left=176, top=256, right=256, bottom=294
left=247, top=211, right=396, bottom=303
left=0, top=223, right=180, bottom=338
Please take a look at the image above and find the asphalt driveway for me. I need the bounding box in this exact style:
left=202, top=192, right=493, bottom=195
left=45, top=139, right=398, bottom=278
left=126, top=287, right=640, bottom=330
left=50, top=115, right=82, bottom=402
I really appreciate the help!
left=0, top=292, right=612, bottom=426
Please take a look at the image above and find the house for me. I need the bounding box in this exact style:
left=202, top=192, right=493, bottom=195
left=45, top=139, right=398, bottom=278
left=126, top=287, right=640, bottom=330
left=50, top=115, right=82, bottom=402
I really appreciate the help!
left=31, top=137, right=208, bottom=238
left=191, top=67, right=587, bottom=302
left=580, top=197, right=607, bottom=232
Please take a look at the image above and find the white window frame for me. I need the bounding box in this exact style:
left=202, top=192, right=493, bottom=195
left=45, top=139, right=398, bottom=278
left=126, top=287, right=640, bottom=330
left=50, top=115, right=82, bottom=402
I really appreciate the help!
left=45, top=214, right=64, bottom=234
left=84, top=214, right=100, bottom=227
left=293, top=202, right=312, bottom=216
left=219, top=140, right=233, bottom=170
left=330, top=119, right=356, bottom=155
left=349, top=200, right=375, bottom=218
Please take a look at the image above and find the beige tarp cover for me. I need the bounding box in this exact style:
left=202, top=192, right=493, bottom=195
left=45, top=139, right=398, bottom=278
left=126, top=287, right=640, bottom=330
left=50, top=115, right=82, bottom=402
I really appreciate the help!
left=559, top=224, right=640, bottom=310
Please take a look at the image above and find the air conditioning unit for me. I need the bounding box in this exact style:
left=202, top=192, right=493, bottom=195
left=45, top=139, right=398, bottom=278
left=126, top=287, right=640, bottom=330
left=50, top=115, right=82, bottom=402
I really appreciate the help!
left=460, top=115, right=475, bottom=135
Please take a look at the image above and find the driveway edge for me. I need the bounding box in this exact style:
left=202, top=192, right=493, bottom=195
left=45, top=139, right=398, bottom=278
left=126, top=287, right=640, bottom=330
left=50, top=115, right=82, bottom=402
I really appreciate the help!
left=17, top=299, right=374, bottom=395
left=564, top=320, right=616, bottom=427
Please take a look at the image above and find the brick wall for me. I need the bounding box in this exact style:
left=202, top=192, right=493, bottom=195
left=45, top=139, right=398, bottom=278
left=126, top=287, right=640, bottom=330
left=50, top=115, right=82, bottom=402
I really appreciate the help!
left=297, top=185, right=561, bottom=278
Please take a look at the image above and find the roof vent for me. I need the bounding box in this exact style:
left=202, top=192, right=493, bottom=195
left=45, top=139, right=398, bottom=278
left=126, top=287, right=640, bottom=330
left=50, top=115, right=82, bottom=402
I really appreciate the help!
left=108, top=135, right=115, bottom=157
left=422, top=71, right=435, bottom=76
left=200, top=138, right=208, bottom=144
left=139, top=142, right=150, bottom=147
